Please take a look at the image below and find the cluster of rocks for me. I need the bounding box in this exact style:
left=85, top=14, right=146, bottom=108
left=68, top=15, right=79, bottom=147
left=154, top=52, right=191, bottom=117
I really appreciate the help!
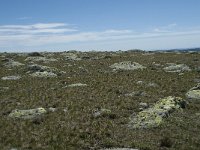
left=27, top=64, right=65, bottom=78
left=62, top=52, right=82, bottom=61
left=110, top=61, right=146, bottom=71
left=163, top=63, right=191, bottom=73
left=128, top=96, right=186, bottom=129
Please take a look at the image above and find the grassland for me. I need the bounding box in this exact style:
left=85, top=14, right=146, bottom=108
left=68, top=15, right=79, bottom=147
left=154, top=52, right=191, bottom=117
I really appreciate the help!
left=0, top=50, right=200, bottom=150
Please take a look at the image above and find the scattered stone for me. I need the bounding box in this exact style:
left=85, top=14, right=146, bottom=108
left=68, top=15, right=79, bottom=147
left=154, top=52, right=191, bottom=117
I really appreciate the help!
left=0, top=86, right=9, bottom=92
left=163, top=63, right=191, bottom=72
left=101, top=148, right=138, bottom=150
left=125, top=91, right=146, bottom=97
left=139, top=102, right=149, bottom=109
left=93, top=108, right=114, bottom=118
left=63, top=108, right=68, bottom=112
left=147, top=83, right=159, bottom=88
left=30, top=71, right=57, bottom=78
left=1, top=76, right=21, bottom=80
left=136, top=81, right=144, bottom=85
left=25, top=57, right=57, bottom=63
left=186, top=84, right=200, bottom=100
left=128, top=96, right=186, bottom=129
left=64, top=83, right=87, bottom=88
left=48, top=107, right=57, bottom=112
left=3, top=59, right=24, bottom=68
left=8, top=107, right=47, bottom=119
left=193, top=79, right=200, bottom=83
left=110, top=61, right=146, bottom=71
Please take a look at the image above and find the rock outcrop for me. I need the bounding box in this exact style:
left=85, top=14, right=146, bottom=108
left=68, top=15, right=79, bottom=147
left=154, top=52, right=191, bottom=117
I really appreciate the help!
left=110, top=61, right=146, bottom=70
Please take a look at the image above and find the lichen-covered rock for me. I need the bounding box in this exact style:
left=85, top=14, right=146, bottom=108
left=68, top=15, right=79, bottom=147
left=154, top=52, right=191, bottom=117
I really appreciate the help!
left=1, top=76, right=21, bottom=80
left=128, top=96, right=186, bottom=129
left=8, top=107, right=47, bottom=119
left=30, top=71, right=57, bottom=78
left=64, top=83, right=87, bottom=88
left=163, top=63, right=191, bottom=72
left=110, top=61, right=146, bottom=70
left=25, top=57, right=57, bottom=62
left=3, top=59, right=24, bottom=68
left=186, top=84, right=200, bottom=100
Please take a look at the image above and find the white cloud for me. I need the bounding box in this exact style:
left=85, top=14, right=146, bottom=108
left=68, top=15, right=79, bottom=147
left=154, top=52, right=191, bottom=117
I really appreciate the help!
left=17, top=17, right=32, bottom=20
left=0, top=22, right=200, bottom=51
left=154, top=23, right=177, bottom=32
left=0, top=23, right=77, bottom=35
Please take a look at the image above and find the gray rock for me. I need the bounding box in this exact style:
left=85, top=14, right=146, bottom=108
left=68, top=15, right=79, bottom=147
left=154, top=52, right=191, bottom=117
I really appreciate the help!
left=8, top=107, right=47, bottom=119
left=110, top=61, right=146, bottom=71
left=163, top=63, right=191, bottom=72
left=186, top=84, right=200, bottom=100
left=1, top=76, right=21, bottom=80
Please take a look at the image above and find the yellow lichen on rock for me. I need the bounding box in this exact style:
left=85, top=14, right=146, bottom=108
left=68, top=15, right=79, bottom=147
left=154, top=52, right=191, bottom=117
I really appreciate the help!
left=129, top=96, right=186, bottom=129
left=8, top=107, right=47, bottom=119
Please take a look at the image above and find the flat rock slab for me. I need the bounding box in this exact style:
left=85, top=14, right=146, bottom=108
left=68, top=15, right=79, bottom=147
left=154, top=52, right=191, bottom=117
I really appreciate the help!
left=163, top=63, right=191, bottom=72
left=128, top=96, right=186, bottom=129
left=1, top=76, right=21, bottom=80
left=110, top=61, right=146, bottom=70
left=186, top=84, right=200, bottom=100
left=30, top=71, right=57, bottom=78
left=64, top=83, right=87, bottom=88
left=9, top=107, right=47, bottom=119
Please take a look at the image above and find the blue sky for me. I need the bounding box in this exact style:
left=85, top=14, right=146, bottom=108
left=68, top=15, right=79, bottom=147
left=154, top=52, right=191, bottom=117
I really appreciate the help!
left=0, top=0, right=200, bottom=52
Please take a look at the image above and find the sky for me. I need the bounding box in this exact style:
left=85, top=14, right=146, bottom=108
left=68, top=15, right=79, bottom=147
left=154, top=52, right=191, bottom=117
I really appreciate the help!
left=0, top=0, right=200, bottom=52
